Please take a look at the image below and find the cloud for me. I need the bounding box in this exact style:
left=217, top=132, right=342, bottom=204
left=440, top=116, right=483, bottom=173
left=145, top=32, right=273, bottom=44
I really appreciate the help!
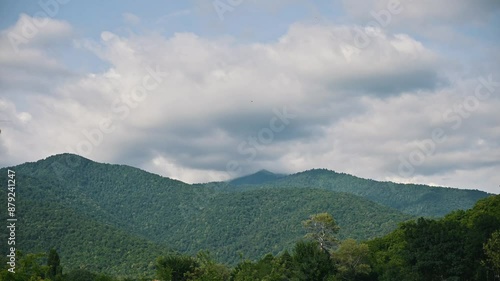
left=0, top=13, right=499, bottom=193
left=156, top=9, right=192, bottom=24
left=122, top=12, right=141, bottom=25
left=169, top=9, right=192, bottom=17
left=341, top=0, right=500, bottom=49
left=1, top=13, right=73, bottom=50
left=342, top=0, right=500, bottom=24
left=0, top=14, right=75, bottom=96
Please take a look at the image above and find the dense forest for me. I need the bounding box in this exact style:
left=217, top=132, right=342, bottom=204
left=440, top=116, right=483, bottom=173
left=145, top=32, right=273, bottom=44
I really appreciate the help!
left=1, top=195, right=499, bottom=280
left=0, top=154, right=496, bottom=280
left=222, top=168, right=489, bottom=217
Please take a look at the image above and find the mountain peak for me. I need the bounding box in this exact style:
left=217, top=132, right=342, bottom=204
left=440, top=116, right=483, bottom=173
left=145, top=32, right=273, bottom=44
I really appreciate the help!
left=45, top=153, right=93, bottom=163
left=229, top=169, right=286, bottom=186
left=255, top=169, right=274, bottom=175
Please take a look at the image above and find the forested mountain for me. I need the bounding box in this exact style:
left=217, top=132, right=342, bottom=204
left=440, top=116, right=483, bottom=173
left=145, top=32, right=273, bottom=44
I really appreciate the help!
left=0, top=154, right=492, bottom=277
left=228, top=168, right=490, bottom=217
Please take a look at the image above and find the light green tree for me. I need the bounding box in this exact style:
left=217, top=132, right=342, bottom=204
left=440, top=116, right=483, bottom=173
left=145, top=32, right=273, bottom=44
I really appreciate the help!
left=302, top=213, right=340, bottom=253
left=334, top=239, right=371, bottom=281
left=185, top=251, right=230, bottom=281
left=484, top=230, right=500, bottom=278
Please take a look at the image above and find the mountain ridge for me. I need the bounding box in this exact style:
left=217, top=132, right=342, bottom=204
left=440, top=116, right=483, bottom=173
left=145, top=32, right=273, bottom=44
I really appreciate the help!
left=22, top=153, right=491, bottom=194
left=8, top=153, right=491, bottom=218
left=227, top=167, right=490, bottom=217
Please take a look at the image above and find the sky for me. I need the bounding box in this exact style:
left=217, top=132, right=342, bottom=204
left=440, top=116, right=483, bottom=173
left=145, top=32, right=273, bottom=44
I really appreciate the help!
left=0, top=0, right=499, bottom=193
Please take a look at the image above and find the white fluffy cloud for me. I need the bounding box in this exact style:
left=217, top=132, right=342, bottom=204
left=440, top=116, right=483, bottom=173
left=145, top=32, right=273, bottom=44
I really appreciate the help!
left=0, top=14, right=499, bottom=193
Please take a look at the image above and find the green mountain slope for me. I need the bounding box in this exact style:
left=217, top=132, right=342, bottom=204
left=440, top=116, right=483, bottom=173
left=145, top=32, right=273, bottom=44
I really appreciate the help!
left=229, top=168, right=490, bottom=217
left=172, top=188, right=412, bottom=264
left=0, top=154, right=489, bottom=275
left=0, top=200, right=169, bottom=277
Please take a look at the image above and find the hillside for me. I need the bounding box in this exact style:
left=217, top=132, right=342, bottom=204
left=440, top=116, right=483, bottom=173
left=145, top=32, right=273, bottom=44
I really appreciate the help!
left=0, top=200, right=169, bottom=277
left=228, top=168, right=490, bottom=217
left=0, top=154, right=490, bottom=275
left=172, top=188, right=412, bottom=264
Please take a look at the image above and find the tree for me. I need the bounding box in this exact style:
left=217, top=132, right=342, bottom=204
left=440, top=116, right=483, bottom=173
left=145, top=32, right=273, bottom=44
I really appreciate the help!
left=334, top=239, right=371, bottom=281
left=273, top=250, right=295, bottom=280
left=65, top=268, right=98, bottom=281
left=185, top=251, right=230, bottom=281
left=16, top=251, right=49, bottom=280
left=0, top=251, right=46, bottom=281
left=484, top=230, right=500, bottom=279
left=293, top=240, right=336, bottom=281
left=156, top=254, right=198, bottom=281
left=367, top=229, right=415, bottom=281
left=303, top=213, right=340, bottom=253
left=401, top=218, right=469, bottom=280
left=230, top=253, right=284, bottom=281
left=47, top=248, right=63, bottom=281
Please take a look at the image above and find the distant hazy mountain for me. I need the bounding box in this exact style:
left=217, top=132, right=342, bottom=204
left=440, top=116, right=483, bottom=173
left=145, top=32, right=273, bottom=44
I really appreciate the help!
left=229, top=169, right=286, bottom=185
left=0, top=154, right=491, bottom=276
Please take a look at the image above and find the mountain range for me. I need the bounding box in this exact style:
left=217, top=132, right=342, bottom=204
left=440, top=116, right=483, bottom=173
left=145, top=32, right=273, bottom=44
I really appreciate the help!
left=0, top=153, right=492, bottom=276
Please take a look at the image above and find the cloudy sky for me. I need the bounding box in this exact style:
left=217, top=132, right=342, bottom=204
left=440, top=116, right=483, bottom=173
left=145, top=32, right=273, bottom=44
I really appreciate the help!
left=0, top=0, right=499, bottom=193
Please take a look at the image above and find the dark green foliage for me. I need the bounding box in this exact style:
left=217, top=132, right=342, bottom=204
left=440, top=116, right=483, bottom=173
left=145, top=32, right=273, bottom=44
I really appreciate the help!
left=402, top=218, right=469, bottom=280
left=64, top=269, right=98, bottom=281
left=366, top=229, right=412, bottom=281
left=47, top=248, right=63, bottom=281
left=156, top=254, right=198, bottom=281
left=292, top=241, right=336, bottom=281
left=231, top=254, right=279, bottom=281
left=184, top=251, right=231, bottom=281
left=368, top=194, right=500, bottom=281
